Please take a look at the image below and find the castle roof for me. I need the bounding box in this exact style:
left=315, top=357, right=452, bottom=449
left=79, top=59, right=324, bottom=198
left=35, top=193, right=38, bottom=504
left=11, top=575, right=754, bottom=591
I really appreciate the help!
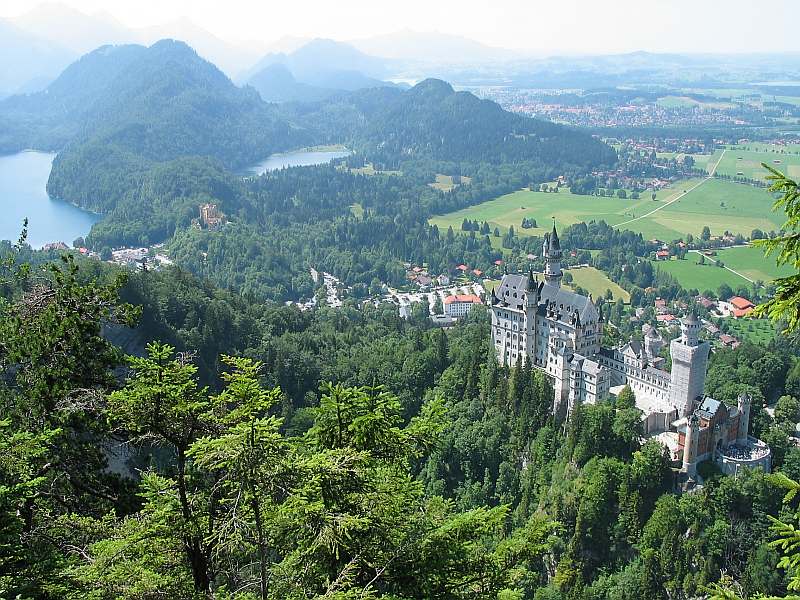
left=444, top=294, right=481, bottom=305
left=549, top=223, right=561, bottom=253
left=493, top=273, right=598, bottom=324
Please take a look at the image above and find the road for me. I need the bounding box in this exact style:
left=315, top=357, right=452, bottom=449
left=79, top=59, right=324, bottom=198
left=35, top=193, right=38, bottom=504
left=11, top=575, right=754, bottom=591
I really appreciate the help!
left=688, top=249, right=758, bottom=285
left=613, top=149, right=727, bottom=229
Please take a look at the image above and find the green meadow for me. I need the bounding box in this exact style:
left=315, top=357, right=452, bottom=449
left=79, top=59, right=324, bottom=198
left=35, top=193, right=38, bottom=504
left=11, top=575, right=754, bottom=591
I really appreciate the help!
left=564, top=266, right=630, bottom=302
left=712, top=147, right=800, bottom=180
left=652, top=245, right=791, bottom=292
left=429, top=178, right=782, bottom=243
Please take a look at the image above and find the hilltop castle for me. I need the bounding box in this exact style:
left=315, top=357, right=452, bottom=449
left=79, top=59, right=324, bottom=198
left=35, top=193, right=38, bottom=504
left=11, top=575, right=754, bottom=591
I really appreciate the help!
left=489, top=224, right=770, bottom=477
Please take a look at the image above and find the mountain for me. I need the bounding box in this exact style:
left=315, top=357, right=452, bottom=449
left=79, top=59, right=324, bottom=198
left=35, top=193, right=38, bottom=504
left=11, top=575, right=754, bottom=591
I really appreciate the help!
left=242, top=38, right=390, bottom=87
left=134, top=18, right=261, bottom=77
left=0, top=20, right=76, bottom=98
left=246, top=63, right=337, bottom=103
left=10, top=2, right=258, bottom=78
left=11, top=2, right=133, bottom=55
left=1, top=40, right=309, bottom=218
left=303, top=78, right=616, bottom=169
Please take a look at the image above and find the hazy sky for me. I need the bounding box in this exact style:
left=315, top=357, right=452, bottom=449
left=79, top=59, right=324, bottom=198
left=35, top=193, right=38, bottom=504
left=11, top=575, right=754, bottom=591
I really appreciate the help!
left=2, top=0, right=798, bottom=54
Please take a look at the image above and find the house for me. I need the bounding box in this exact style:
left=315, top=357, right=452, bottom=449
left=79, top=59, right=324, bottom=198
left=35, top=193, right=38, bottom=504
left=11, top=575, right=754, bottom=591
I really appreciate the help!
left=697, top=296, right=716, bottom=310
left=656, top=314, right=676, bottom=323
left=456, top=264, right=469, bottom=273
left=655, top=249, right=670, bottom=260
left=729, top=296, right=755, bottom=318
left=438, top=274, right=451, bottom=286
left=494, top=260, right=504, bottom=266
left=444, top=294, right=482, bottom=318
left=472, top=269, right=483, bottom=277
left=719, top=334, right=739, bottom=347
left=655, top=298, right=667, bottom=309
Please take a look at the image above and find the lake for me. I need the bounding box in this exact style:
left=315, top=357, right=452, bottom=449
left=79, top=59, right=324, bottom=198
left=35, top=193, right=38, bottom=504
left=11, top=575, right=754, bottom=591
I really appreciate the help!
left=246, top=148, right=351, bottom=176
left=0, top=151, right=99, bottom=249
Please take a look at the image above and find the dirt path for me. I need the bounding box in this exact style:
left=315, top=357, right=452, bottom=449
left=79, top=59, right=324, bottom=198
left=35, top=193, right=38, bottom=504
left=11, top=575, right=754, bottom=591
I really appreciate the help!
left=688, top=249, right=757, bottom=285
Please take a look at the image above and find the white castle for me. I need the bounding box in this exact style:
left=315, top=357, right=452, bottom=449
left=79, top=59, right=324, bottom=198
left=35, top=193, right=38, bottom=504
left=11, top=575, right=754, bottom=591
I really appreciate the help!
left=488, top=224, right=770, bottom=478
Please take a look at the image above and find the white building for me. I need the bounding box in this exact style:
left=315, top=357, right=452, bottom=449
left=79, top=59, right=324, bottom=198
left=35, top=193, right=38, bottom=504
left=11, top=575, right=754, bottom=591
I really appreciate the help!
left=444, top=294, right=482, bottom=318
left=489, top=224, right=711, bottom=430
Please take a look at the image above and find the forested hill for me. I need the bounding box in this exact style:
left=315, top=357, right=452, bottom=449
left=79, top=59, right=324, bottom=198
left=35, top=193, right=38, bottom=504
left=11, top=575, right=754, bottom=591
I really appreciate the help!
left=0, top=40, right=310, bottom=213
left=300, top=78, right=617, bottom=168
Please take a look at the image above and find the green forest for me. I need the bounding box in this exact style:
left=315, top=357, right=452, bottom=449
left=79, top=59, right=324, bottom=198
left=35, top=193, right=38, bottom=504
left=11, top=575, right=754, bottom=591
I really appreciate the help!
left=2, top=238, right=800, bottom=599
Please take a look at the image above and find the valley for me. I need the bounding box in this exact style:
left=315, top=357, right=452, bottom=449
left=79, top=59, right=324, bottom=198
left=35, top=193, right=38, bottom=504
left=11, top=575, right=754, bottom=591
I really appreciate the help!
left=2, top=6, right=800, bottom=598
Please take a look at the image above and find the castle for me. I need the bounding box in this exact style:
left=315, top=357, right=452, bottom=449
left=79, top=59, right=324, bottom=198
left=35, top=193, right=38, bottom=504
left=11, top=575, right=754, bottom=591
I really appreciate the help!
left=489, top=224, right=771, bottom=477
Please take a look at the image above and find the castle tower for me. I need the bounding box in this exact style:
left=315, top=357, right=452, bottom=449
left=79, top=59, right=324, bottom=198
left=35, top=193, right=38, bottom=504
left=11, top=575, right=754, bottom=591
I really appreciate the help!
left=737, top=393, right=751, bottom=443
left=682, top=413, right=699, bottom=477
left=644, top=325, right=663, bottom=358
left=668, top=312, right=710, bottom=416
left=543, top=222, right=563, bottom=286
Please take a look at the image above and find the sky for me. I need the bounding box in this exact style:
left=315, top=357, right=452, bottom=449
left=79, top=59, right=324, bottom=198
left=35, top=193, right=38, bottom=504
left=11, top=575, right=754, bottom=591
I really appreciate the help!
left=2, top=0, right=799, bottom=55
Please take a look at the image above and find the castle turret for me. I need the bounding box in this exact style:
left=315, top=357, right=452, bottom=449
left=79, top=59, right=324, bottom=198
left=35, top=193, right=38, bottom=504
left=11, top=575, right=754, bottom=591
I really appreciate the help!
left=681, top=311, right=701, bottom=346
left=682, top=414, right=699, bottom=477
left=526, top=268, right=538, bottom=308
left=669, top=313, right=710, bottom=416
left=543, top=221, right=563, bottom=286
left=737, top=393, right=751, bottom=443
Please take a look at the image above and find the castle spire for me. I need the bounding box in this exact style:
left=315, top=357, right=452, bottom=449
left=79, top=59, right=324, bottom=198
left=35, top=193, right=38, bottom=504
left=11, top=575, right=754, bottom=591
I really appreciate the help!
left=543, top=219, right=563, bottom=287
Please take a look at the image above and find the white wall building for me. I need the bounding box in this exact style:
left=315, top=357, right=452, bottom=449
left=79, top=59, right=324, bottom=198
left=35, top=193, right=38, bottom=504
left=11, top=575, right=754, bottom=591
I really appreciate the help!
left=444, top=294, right=482, bottom=318
left=489, top=224, right=711, bottom=430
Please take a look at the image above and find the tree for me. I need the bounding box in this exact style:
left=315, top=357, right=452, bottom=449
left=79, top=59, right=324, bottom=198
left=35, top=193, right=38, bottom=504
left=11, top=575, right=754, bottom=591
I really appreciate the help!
left=107, top=343, right=217, bottom=592
left=701, top=226, right=711, bottom=241
left=753, top=165, right=800, bottom=331
left=616, top=385, right=636, bottom=410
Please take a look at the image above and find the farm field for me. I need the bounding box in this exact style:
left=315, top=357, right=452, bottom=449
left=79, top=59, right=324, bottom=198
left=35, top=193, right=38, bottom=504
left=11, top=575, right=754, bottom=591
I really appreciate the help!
left=618, top=178, right=784, bottom=241
left=428, top=183, right=692, bottom=239
left=712, top=147, right=800, bottom=180
left=564, top=266, right=630, bottom=302
left=652, top=244, right=789, bottom=292
left=429, top=178, right=782, bottom=243
left=651, top=257, right=748, bottom=292
left=484, top=266, right=628, bottom=303
left=656, top=152, right=713, bottom=168
left=710, top=245, right=794, bottom=283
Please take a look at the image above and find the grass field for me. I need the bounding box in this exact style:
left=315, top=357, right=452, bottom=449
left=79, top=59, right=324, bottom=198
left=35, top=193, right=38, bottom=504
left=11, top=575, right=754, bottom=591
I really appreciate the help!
left=724, top=318, right=776, bottom=345
left=564, top=266, right=630, bottom=302
left=429, top=178, right=782, bottom=243
left=653, top=245, right=790, bottom=292
left=429, top=174, right=472, bottom=192
left=345, top=163, right=403, bottom=176
left=712, top=147, right=800, bottom=180
left=711, top=245, right=793, bottom=283
left=485, top=266, right=628, bottom=302
left=428, top=183, right=690, bottom=240
left=619, top=178, right=784, bottom=241
left=652, top=258, right=746, bottom=292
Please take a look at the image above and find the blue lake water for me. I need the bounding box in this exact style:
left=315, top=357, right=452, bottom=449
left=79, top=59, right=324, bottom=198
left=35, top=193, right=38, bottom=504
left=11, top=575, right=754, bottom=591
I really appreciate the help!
left=0, top=151, right=99, bottom=249
left=246, top=149, right=351, bottom=175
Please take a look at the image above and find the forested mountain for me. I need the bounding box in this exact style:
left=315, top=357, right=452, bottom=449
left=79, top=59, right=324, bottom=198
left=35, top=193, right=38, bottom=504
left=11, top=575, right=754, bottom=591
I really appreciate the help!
left=2, top=246, right=800, bottom=599
left=0, top=40, right=310, bottom=214
left=301, top=78, right=617, bottom=168
left=246, top=63, right=338, bottom=103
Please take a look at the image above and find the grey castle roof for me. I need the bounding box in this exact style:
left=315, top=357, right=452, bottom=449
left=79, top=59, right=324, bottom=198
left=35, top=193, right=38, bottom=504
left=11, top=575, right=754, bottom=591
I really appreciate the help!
left=549, top=223, right=561, bottom=253
left=492, top=272, right=599, bottom=324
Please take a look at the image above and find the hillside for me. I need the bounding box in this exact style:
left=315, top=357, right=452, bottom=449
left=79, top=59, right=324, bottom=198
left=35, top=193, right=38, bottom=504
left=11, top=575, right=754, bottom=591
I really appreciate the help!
left=0, top=40, right=310, bottom=214
left=305, top=78, right=617, bottom=169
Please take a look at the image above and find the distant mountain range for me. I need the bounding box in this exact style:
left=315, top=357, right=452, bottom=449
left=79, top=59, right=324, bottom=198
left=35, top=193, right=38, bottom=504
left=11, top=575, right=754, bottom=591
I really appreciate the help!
left=241, top=39, right=403, bottom=103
